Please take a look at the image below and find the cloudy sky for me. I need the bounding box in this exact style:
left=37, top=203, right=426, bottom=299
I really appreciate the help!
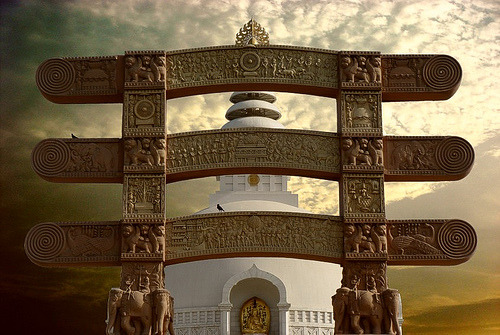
left=0, top=0, right=499, bottom=334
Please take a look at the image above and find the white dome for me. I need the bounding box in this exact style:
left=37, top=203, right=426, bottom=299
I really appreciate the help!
left=222, top=116, right=285, bottom=129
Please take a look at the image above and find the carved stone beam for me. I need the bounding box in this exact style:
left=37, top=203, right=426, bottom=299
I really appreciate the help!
left=25, top=216, right=476, bottom=267
left=36, top=47, right=461, bottom=103
left=32, top=133, right=473, bottom=183
left=165, top=212, right=344, bottom=264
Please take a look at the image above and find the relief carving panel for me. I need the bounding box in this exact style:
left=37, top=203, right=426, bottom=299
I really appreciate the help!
left=382, top=55, right=462, bottom=96
left=166, top=129, right=340, bottom=179
left=343, top=176, right=385, bottom=218
left=387, top=219, right=477, bottom=264
left=24, top=221, right=121, bottom=266
left=123, top=175, right=166, bottom=220
left=165, top=46, right=338, bottom=89
left=31, top=138, right=122, bottom=182
left=384, top=136, right=474, bottom=179
left=36, top=56, right=118, bottom=97
left=341, top=137, right=384, bottom=170
left=123, top=90, right=166, bottom=137
left=339, top=92, right=382, bottom=133
left=339, top=53, right=382, bottom=88
left=165, top=212, right=344, bottom=263
left=121, top=223, right=165, bottom=261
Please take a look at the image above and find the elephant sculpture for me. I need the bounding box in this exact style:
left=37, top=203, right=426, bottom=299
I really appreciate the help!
left=153, top=289, right=175, bottom=335
left=332, top=288, right=384, bottom=334
left=381, top=289, right=401, bottom=335
left=332, top=288, right=350, bottom=334
left=106, top=288, right=153, bottom=335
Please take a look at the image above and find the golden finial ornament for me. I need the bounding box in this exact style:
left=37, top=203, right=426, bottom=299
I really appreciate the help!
left=235, top=19, right=270, bottom=46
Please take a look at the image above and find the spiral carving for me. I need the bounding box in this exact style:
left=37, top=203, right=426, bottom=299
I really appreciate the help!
left=422, top=55, right=461, bottom=91
left=36, top=58, right=76, bottom=95
left=437, top=220, right=477, bottom=259
left=32, top=140, right=71, bottom=176
left=435, top=137, right=474, bottom=174
left=25, top=223, right=65, bottom=262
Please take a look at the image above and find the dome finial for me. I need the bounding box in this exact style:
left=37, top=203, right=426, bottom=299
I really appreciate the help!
left=235, top=19, right=270, bottom=46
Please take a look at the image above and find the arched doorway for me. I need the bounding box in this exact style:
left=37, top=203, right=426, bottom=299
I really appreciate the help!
left=219, top=264, right=291, bottom=335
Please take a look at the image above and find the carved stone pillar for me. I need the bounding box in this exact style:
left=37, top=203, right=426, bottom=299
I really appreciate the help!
left=107, top=51, right=171, bottom=335
left=334, top=52, right=400, bottom=335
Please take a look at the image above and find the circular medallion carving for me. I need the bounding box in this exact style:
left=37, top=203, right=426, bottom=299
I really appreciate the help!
left=134, top=99, right=156, bottom=120
left=248, top=174, right=260, bottom=186
left=437, top=220, right=477, bottom=259
left=36, top=58, right=76, bottom=95
left=24, top=223, right=65, bottom=262
left=422, top=55, right=461, bottom=91
left=435, top=137, right=474, bottom=174
left=31, top=140, right=71, bottom=176
left=240, top=51, right=261, bottom=72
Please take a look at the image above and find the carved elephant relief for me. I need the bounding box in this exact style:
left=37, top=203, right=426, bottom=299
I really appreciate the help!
left=332, top=288, right=401, bottom=334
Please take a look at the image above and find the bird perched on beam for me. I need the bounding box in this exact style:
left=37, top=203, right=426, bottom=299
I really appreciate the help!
left=217, top=204, right=224, bottom=212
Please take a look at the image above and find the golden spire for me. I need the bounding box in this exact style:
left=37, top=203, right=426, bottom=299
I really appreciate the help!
left=235, top=19, right=270, bottom=46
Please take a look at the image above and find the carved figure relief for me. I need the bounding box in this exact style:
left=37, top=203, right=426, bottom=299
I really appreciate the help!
left=32, top=139, right=122, bottom=179
left=165, top=47, right=337, bottom=88
left=166, top=213, right=343, bottom=260
left=122, top=223, right=165, bottom=256
left=345, top=178, right=384, bottom=216
left=241, top=297, right=270, bottom=334
left=344, top=223, right=387, bottom=255
left=389, top=140, right=438, bottom=171
left=166, top=130, right=340, bottom=173
left=332, top=286, right=401, bottom=335
left=107, top=262, right=172, bottom=335
left=124, top=137, right=166, bottom=168
left=342, top=138, right=383, bottom=167
left=342, top=93, right=381, bottom=130
left=340, top=54, right=381, bottom=85
left=125, top=54, right=166, bottom=83
left=120, top=263, right=164, bottom=292
left=68, top=142, right=115, bottom=172
left=124, top=176, right=165, bottom=216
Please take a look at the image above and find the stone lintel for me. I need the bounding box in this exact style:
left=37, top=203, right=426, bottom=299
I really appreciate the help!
left=31, top=133, right=474, bottom=183
left=25, top=216, right=476, bottom=267
left=36, top=48, right=461, bottom=103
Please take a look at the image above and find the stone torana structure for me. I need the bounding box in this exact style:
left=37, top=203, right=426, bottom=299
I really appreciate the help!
left=26, top=20, right=476, bottom=334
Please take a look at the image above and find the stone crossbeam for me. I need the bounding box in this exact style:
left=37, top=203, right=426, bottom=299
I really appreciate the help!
left=36, top=48, right=461, bottom=103
left=25, top=212, right=476, bottom=267
left=32, top=132, right=474, bottom=183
